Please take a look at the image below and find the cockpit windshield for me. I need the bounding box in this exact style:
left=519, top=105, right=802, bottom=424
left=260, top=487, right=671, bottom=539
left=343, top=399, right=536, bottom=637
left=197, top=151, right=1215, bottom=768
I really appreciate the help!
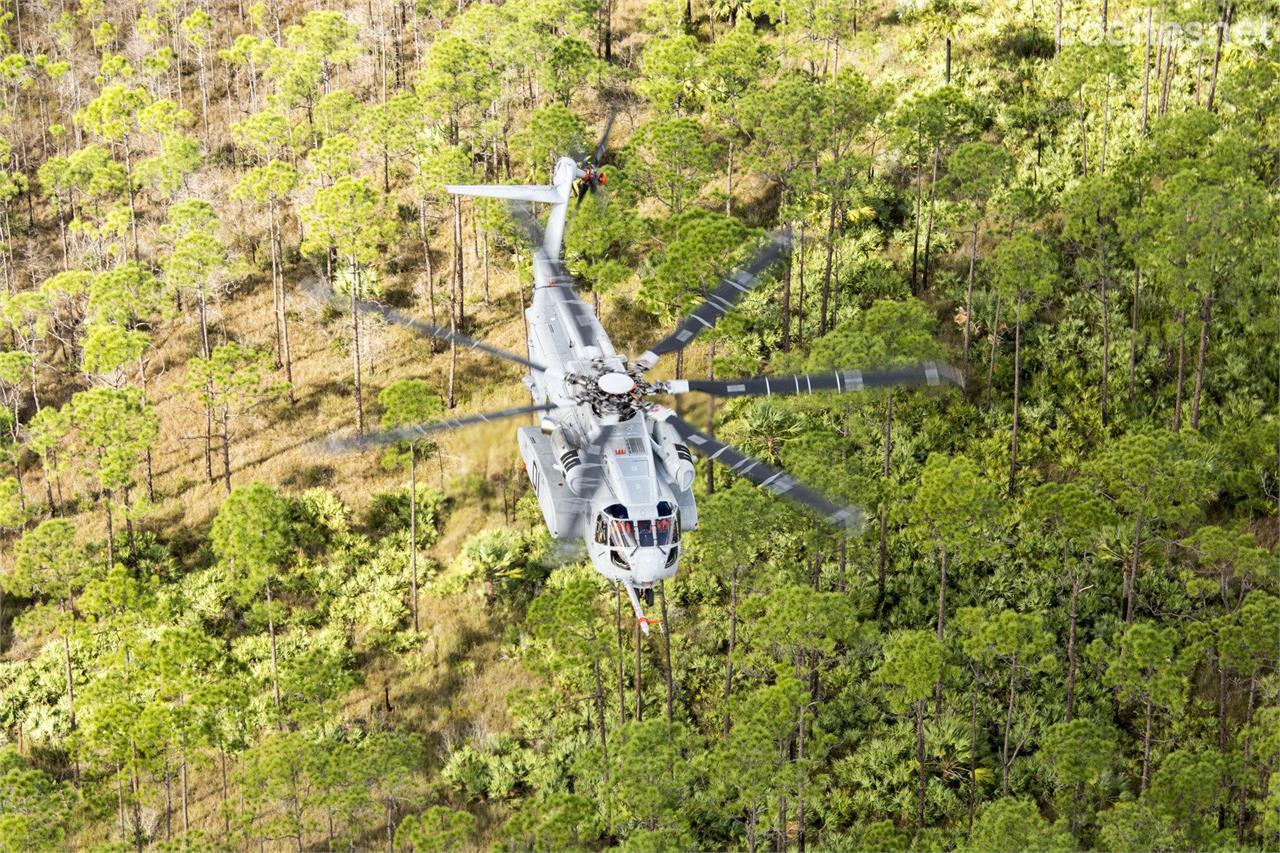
left=601, top=503, right=680, bottom=551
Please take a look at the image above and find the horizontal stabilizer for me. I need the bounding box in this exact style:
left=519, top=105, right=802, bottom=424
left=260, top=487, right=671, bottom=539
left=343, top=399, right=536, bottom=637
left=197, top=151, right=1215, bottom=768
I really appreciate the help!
left=444, top=183, right=564, bottom=204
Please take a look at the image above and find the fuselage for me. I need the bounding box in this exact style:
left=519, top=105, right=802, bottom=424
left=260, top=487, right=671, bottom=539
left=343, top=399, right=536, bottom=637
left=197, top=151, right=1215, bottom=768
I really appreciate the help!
left=518, top=259, right=697, bottom=588
left=447, top=156, right=697, bottom=600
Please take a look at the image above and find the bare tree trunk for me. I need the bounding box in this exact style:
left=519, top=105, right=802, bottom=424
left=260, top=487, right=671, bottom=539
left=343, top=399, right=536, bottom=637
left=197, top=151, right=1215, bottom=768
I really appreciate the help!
left=876, top=392, right=892, bottom=616
left=910, top=155, right=923, bottom=290
left=266, top=576, right=282, bottom=722
left=221, top=406, right=232, bottom=493
left=1140, top=695, right=1154, bottom=791
left=1191, top=296, right=1211, bottom=430
left=986, top=296, right=1002, bottom=407
left=615, top=585, right=626, bottom=724
left=921, top=149, right=939, bottom=289
left=915, top=699, right=927, bottom=828
left=962, top=225, right=978, bottom=391
left=1001, top=654, right=1018, bottom=795
left=1065, top=573, right=1081, bottom=722
left=819, top=192, right=838, bottom=335
left=409, top=447, right=419, bottom=631
left=1008, top=308, right=1023, bottom=496
left=1173, top=312, right=1186, bottom=430
left=634, top=618, right=642, bottom=721
left=660, top=581, right=673, bottom=723
left=351, top=259, right=365, bottom=435
left=1206, top=3, right=1229, bottom=111
left=722, top=564, right=739, bottom=735
left=1126, top=510, right=1144, bottom=624
left=1141, top=9, right=1153, bottom=134
left=934, top=547, right=948, bottom=719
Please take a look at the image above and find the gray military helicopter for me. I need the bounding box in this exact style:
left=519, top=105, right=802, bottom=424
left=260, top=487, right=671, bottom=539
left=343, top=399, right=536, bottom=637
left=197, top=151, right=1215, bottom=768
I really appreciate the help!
left=333, top=122, right=960, bottom=630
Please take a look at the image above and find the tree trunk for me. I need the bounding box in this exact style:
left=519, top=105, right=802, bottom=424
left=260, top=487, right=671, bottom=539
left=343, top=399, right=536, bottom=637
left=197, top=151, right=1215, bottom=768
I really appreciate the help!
left=265, top=576, right=282, bottom=721
left=921, top=149, right=939, bottom=289
left=781, top=242, right=792, bottom=352
left=911, top=155, right=923, bottom=290
left=1100, top=269, right=1110, bottom=424
left=660, top=581, right=673, bottom=723
left=934, top=547, right=948, bottom=719
left=986, top=296, right=1002, bottom=407
left=722, top=563, right=739, bottom=735
left=221, top=748, right=230, bottom=834
left=104, top=489, right=115, bottom=569
left=1008, top=308, right=1023, bottom=496
left=1191, top=296, right=1210, bottom=430
left=962, top=225, right=978, bottom=391
left=273, top=203, right=295, bottom=404
left=452, top=194, right=464, bottom=329
left=1173, top=312, right=1186, bottom=431
left=706, top=341, right=716, bottom=494
left=819, top=192, right=838, bottom=335
left=634, top=617, right=642, bottom=721
left=1065, top=573, right=1081, bottom=722
left=221, top=405, right=232, bottom=493
left=1205, top=3, right=1229, bottom=111
left=418, top=200, right=436, bottom=325
left=1126, top=509, right=1144, bottom=624
left=876, top=392, right=892, bottom=616
left=1141, top=9, right=1153, bottom=134
left=1129, top=267, right=1141, bottom=400
left=1140, top=694, right=1154, bottom=791
left=915, top=699, right=927, bottom=828
left=1055, top=0, right=1063, bottom=55
left=350, top=260, right=365, bottom=436
left=968, top=677, right=978, bottom=832
left=409, top=447, right=419, bottom=631
left=724, top=141, right=733, bottom=216
left=615, top=584, right=626, bottom=724
left=1001, top=654, right=1018, bottom=795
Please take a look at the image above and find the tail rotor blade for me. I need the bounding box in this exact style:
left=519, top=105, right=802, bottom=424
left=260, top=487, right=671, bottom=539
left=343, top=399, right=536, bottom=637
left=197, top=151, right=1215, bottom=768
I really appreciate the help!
left=636, top=229, right=791, bottom=370
left=662, top=413, right=863, bottom=531
left=661, top=363, right=962, bottom=398
left=323, top=403, right=558, bottom=452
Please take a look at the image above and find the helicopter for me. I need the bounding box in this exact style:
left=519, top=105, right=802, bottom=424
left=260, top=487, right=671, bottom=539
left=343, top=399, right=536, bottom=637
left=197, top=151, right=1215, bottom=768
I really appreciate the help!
left=330, top=121, right=962, bottom=631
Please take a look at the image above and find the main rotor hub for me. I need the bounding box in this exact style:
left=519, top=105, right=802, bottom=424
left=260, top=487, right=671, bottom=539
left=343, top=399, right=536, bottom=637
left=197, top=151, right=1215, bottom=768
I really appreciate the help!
left=598, top=372, right=636, bottom=395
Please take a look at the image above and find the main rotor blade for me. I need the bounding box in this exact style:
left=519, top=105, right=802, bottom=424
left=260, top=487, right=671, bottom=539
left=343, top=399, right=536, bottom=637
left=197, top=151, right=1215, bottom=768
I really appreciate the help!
left=324, top=403, right=557, bottom=452
left=662, top=363, right=962, bottom=398
left=352, top=296, right=548, bottom=374
left=636, top=229, right=792, bottom=370
left=507, top=200, right=545, bottom=249
left=592, top=112, right=616, bottom=165
left=663, top=414, right=862, bottom=530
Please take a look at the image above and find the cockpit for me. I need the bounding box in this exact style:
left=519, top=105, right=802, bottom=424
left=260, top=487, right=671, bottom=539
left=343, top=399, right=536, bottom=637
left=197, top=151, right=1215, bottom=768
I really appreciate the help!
left=593, top=501, right=681, bottom=572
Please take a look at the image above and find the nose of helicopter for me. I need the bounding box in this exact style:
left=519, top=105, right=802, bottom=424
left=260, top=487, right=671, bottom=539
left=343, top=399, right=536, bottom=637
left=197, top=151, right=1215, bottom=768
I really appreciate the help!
left=628, top=549, right=676, bottom=584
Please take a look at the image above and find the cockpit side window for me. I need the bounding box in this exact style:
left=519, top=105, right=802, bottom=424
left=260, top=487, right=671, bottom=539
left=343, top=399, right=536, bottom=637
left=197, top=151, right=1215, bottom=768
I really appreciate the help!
left=594, top=514, right=608, bottom=545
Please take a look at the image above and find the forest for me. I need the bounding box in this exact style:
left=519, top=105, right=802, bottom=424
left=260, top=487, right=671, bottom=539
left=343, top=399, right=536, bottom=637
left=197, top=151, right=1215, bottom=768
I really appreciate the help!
left=0, top=0, right=1275, bottom=848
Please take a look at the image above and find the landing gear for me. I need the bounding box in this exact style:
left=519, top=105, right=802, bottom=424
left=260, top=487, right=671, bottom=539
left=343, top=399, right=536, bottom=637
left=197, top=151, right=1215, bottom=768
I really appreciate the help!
left=644, top=587, right=655, bottom=607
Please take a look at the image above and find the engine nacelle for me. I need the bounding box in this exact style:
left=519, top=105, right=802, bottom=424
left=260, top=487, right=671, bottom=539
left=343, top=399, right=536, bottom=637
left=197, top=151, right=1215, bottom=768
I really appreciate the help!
left=549, top=426, right=589, bottom=495
left=651, top=420, right=695, bottom=491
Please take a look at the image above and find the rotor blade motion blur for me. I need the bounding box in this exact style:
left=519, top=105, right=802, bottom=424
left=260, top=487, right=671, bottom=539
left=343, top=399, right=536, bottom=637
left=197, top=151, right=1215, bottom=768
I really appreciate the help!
left=663, top=414, right=862, bottom=530
left=352, top=296, right=548, bottom=374
left=662, top=363, right=962, bottom=398
left=636, top=229, right=792, bottom=370
left=325, top=403, right=558, bottom=452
